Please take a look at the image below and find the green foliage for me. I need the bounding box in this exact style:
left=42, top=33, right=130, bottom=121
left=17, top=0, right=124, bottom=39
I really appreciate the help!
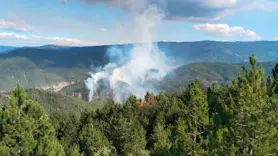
left=268, top=63, right=278, bottom=95
left=225, top=55, right=278, bottom=155
left=59, top=81, right=89, bottom=97
left=0, top=57, right=89, bottom=91
left=1, top=55, right=278, bottom=156
left=79, top=123, right=115, bottom=156
left=169, top=80, right=209, bottom=155
left=157, top=61, right=276, bottom=92
left=50, top=112, right=80, bottom=156
left=0, top=92, right=9, bottom=106
left=86, top=101, right=149, bottom=155
left=26, top=88, right=99, bottom=115
left=151, top=122, right=171, bottom=155
left=1, top=42, right=278, bottom=92
left=0, top=84, right=65, bottom=155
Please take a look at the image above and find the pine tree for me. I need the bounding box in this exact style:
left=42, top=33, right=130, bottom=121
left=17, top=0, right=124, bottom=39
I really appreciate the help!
left=171, top=118, right=195, bottom=155
left=123, top=95, right=139, bottom=118
left=111, top=116, right=149, bottom=156
left=151, top=114, right=171, bottom=156
left=207, top=86, right=234, bottom=155
left=228, top=55, right=278, bottom=155
left=178, top=80, right=209, bottom=155
left=272, top=63, right=278, bottom=81
left=0, top=84, right=65, bottom=156
left=78, top=123, right=115, bottom=156
left=267, top=63, right=278, bottom=95
left=51, top=112, right=80, bottom=156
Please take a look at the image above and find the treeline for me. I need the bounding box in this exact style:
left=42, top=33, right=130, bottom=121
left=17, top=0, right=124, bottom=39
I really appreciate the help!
left=1, top=55, right=278, bottom=155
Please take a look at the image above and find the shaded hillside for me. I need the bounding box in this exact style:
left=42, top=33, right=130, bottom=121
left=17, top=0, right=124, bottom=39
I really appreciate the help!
left=0, top=46, right=109, bottom=68
left=0, top=46, right=108, bottom=91
left=158, top=61, right=277, bottom=91
left=1, top=41, right=278, bottom=91
left=0, top=57, right=89, bottom=91
left=0, top=88, right=103, bottom=116
left=59, top=61, right=277, bottom=98
left=59, top=81, right=89, bottom=100
left=60, top=79, right=133, bottom=102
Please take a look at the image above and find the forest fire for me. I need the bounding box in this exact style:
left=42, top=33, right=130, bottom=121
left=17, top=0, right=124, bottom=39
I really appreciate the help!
left=139, top=92, right=156, bottom=109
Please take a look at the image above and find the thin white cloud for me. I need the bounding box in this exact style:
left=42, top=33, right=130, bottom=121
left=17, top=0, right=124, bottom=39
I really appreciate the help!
left=0, top=32, right=29, bottom=40
left=51, top=37, right=97, bottom=46
left=0, top=14, right=38, bottom=33
left=99, top=28, right=107, bottom=32
left=273, top=37, right=278, bottom=40
left=194, top=23, right=261, bottom=40
left=0, top=32, right=97, bottom=46
left=0, top=18, right=31, bottom=32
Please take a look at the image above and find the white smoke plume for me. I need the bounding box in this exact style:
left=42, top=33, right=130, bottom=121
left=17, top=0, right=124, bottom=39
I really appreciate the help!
left=85, top=5, right=175, bottom=103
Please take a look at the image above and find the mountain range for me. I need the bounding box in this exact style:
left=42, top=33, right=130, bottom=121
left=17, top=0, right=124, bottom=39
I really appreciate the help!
left=0, top=41, right=277, bottom=93
left=0, top=45, right=17, bottom=53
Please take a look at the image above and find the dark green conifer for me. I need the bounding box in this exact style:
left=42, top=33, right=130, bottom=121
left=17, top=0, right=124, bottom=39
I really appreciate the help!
left=0, top=84, right=65, bottom=156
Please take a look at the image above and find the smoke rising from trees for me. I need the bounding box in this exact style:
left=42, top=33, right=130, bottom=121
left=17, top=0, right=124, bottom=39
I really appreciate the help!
left=85, top=5, right=176, bottom=103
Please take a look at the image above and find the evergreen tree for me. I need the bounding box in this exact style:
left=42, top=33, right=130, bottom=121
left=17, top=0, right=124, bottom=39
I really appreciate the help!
left=171, top=118, right=196, bottom=155
left=228, top=55, right=278, bottom=155
left=123, top=95, right=140, bottom=118
left=207, top=86, right=234, bottom=155
left=180, top=80, right=209, bottom=155
left=151, top=114, right=171, bottom=156
left=267, top=63, right=278, bottom=95
left=51, top=112, right=80, bottom=156
left=272, top=63, right=278, bottom=81
left=0, top=84, right=65, bottom=156
left=111, top=116, right=149, bottom=156
left=2, top=55, right=278, bottom=155
left=78, top=123, right=115, bottom=156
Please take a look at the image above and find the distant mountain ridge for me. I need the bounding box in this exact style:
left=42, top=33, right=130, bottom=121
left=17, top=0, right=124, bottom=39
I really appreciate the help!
left=0, top=45, right=17, bottom=53
left=2, top=40, right=278, bottom=62
left=38, top=44, right=70, bottom=50
left=157, top=41, right=278, bottom=63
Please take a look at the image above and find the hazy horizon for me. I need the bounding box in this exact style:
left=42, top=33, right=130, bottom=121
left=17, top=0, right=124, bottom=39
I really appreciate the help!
left=2, top=40, right=278, bottom=48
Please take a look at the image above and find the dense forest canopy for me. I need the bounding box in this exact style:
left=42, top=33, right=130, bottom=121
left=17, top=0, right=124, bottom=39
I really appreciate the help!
left=1, top=55, right=278, bottom=155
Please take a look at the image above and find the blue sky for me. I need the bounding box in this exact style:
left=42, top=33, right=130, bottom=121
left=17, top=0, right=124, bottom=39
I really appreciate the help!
left=0, top=0, right=278, bottom=46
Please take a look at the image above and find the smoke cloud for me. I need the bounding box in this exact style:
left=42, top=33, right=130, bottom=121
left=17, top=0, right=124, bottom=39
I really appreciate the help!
left=85, top=5, right=176, bottom=103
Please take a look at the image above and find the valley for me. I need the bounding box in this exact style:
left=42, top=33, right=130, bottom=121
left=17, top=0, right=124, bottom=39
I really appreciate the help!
left=1, top=41, right=278, bottom=94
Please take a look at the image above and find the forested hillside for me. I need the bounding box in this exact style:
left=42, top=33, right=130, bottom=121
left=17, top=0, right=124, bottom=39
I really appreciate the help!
left=158, top=61, right=277, bottom=91
left=0, top=41, right=278, bottom=91
left=0, top=88, right=102, bottom=116
left=1, top=55, right=278, bottom=155
left=59, top=61, right=277, bottom=98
